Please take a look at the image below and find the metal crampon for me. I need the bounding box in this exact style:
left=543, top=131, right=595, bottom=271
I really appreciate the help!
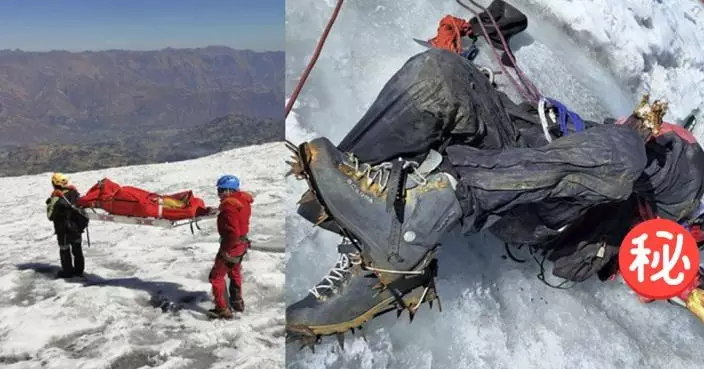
left=285, top=140, right=308, bottom=180
left=633, top=94, right=668, bottom=136
left=286, top=254, right=443, bottom=353
left=285, top=140, right=334, bottom=229
left=284, top=138, right=455, bottom=353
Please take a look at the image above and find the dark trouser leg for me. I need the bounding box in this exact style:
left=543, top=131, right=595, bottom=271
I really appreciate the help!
left=447, top=123, right=649, bottom=234
left=227, top=263, right=244, bottom=312
left=296, top=48, right=524, bottom=231
left=58, top=243, right=73, bottom=277
left=336, top=48, right=523, bottom=164
left=70, top=238, right=84, bottom=276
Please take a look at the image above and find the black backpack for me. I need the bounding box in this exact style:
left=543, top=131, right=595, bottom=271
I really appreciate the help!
left=63, top=190, right=89, bottom=233
left=541, top=196, right=638, bottom=282
left=70, top=208, right=90, bottom=232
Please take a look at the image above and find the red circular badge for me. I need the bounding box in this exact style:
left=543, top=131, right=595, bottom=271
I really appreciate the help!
left=619, top=218, right=700, bottom=300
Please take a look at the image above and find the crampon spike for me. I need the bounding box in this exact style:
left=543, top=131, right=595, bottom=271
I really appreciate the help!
left=409, top=309, right=416, bottom=323
left=358, top=325, right=367, bottom=342
left=285, top=158, right=306, bottom=179
left=337, top=332, right=345, bottom=350
left=285, top=140, right=299, bottom=154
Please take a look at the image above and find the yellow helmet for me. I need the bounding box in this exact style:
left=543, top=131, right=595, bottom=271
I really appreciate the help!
left=51, top=172, right=69, bottom=187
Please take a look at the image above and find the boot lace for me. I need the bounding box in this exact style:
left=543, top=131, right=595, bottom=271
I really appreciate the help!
left=309, top=248, right=363, bottom=299
left=342, top=154, right=428, bottom=191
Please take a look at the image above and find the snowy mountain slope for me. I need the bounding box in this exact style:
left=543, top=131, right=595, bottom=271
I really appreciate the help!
left=284, top=1, right=704, bottom=368
left=0, top=142, right=286, bottom=369
left=519, top=0, right=704, bottom=125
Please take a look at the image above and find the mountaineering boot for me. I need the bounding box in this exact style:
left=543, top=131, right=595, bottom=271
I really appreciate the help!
left=286, top=239, right=441, bottom=350
left=285, top=137, right=463, bottom=348
left=207, top=307, right=234, bottom=320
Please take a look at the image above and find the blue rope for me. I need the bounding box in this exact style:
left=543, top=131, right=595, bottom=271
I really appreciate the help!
left=545, top=97, right=585, bottom=136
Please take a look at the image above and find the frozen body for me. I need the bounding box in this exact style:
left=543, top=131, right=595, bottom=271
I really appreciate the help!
left=285, top=0, right=704, bottom=368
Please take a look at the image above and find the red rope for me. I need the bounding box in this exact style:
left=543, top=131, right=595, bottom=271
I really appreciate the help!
left=455, top=0, right=542, bottom=103
left=285, top=0, right=345, bottom=120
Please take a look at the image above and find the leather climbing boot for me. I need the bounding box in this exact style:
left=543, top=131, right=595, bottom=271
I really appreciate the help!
left=286, top=239, right=441, bottom=350
left=208, top=307, right=234, bottom=320
left=285, top=138, right=462, bottom=348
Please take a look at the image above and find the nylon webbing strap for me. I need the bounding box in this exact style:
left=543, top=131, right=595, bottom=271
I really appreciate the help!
left=157, top=197, right=164, bottom=218
left=387, top=159, right=407, bottom=264
left=218, top=236, right=250, bottom=265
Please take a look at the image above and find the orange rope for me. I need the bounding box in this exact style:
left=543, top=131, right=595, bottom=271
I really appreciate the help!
left=429, top=15, right=472, bottom=54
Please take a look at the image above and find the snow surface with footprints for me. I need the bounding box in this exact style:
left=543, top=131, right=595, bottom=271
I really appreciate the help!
left=285, top=0, right=704, bottom=368
left=0, top=142, right=286, bottom=369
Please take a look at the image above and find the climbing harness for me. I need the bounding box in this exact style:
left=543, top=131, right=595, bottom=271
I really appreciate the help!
left=537, top=97, right=586, bottom=143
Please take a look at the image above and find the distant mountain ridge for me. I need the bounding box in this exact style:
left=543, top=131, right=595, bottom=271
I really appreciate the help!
left=0, top=45, right=284, bottom=146
left=0, top=113, right=283, bottom=176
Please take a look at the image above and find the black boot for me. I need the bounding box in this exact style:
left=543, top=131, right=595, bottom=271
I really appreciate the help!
left=285, top=138, right=462, bottom=348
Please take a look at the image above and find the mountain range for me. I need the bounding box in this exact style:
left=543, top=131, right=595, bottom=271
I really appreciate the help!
left=0, top=113, right=282, bottom=176
left=0, top=46, right=284, bottom=176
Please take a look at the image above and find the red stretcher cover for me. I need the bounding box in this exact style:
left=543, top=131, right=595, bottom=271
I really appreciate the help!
left=77, top=178, right=210, bottom=221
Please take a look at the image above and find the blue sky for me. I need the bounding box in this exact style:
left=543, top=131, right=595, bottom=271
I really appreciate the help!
left=0, top=0, right=284, bottom=52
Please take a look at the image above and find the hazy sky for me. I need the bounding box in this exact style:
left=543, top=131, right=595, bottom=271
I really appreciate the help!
left=0, top=0, right=284, bottom=52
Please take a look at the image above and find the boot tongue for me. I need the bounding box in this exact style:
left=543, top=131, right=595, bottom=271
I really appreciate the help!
left=337, top=241, right=358, bottom=254
left=405, top=149, right=444, bottom=190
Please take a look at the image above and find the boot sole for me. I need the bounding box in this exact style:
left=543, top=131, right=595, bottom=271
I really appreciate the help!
left=286, top=282, right=440, bottom=350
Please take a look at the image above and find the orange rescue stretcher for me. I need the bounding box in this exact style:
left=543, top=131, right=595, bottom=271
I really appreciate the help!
left=76, top=178, right=218, bottom=232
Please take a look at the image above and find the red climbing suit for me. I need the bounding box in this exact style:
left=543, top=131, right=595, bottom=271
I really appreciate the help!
left=209, top=191, right=253, bottom=311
